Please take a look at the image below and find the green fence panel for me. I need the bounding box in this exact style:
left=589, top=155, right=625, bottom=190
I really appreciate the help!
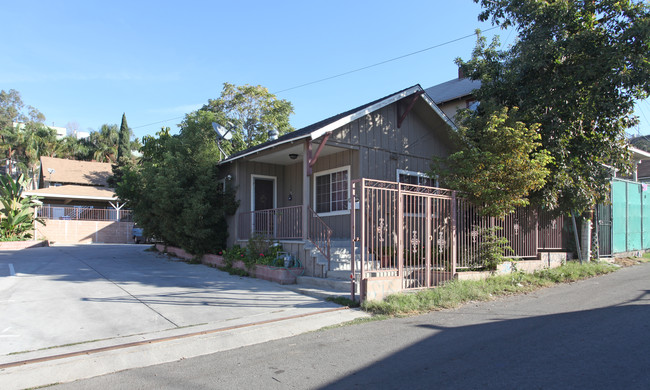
left=612, top=181, right=628, bottom=253
left=644, top=184, right=650, bottom=250
left=627, top=182, right=643, bottom=251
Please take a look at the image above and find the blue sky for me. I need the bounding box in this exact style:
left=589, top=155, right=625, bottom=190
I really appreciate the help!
left=2, top=0, right=648, bottom=141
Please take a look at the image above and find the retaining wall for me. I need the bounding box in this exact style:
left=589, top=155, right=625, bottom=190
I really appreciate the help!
left=35, top=220, right=135, bottom=244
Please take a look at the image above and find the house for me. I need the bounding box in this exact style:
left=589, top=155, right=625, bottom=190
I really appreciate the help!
left=26, top=156, right=119, bottom=213
left=425, top=69, right=480, bottom=122
left=218, top=85, right=457, bottom=276
left=23, top=156, right=133, bottom=244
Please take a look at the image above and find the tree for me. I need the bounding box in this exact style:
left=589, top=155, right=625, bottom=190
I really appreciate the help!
left=433, top=105, right=552, bottom=217
left=0, top=89, right=46, bottom=177
left=109, top=114, right=135, bottom=187
left=85, top=124, right=119, bottom=163
left=115, top=124, right=238, bottom=255
left=457, top=0, right=650, bottom=215
left=117, top=113, right=131, bottom=161
left=198, top=83, right=294, bottom=154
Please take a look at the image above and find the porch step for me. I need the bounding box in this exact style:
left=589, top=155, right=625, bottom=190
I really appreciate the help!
left=326, top=269, right=356, bottom=280
left=305, top=239, right=362, bottom=269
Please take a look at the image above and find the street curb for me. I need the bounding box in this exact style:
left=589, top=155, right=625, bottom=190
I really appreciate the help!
left=0, top=307, right=369, bottom=390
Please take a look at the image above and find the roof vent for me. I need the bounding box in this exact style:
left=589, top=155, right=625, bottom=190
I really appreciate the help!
left=268, top=129, right=279, bottom=140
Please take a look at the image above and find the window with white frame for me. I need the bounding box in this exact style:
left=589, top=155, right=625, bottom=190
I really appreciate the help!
left=397, top=169, right=436, bottom=187
left=314, top=166, right=350, bottom=215
left=397, top=169, right=437, bottom=215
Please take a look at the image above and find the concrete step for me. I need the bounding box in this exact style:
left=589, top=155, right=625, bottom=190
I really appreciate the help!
left=282, top=284, right=354, bottom=301
left=297, top=275, right=349, bottom=290
left=326, top=269, right=356, bottom=280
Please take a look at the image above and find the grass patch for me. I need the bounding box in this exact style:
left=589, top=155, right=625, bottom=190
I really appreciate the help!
left=362, top=261, right=617, bottom=316
left=325, top=296, right=361, bottom=308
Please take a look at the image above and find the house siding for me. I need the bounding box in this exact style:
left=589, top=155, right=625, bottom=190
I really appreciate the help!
left=224, top=94, right=455, bottom=245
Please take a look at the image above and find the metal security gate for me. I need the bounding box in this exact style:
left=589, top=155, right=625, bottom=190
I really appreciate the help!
left=597, top=203, right=612, bottom=257
left=353, top=179, right=456, bottom=291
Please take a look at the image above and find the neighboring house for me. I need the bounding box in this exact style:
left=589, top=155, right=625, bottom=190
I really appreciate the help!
left=425, top=69, right=481, bottom=122
left=219, top=84, right=457, bottom=275
left=27, top=156, right=118, bottom=212
left=616, top=147, right=650, bottom=183
left=23, top=157, right=133, bottom=244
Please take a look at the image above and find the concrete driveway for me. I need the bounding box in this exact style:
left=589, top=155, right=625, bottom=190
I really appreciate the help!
left=0, top=244, right=343, bottom=357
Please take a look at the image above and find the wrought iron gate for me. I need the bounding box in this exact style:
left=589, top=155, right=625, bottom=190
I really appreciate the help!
left=597, top=203, right=612, bottom=257
left=353, top=179, right=456, bottom=291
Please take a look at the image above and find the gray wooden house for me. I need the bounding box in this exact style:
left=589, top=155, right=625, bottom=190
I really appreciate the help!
left=218, top=85, right=456, bottom=276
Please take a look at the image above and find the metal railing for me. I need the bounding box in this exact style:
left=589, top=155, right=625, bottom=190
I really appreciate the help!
left=37, top=205, right=133, bottom=222
left=308, top=206, right=332, bottom=270
left=355, top=179, right=570, bottom=290
left=238, top=205, right=302, bottom=240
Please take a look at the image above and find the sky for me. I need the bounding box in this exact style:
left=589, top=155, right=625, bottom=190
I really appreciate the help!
left=2, top=0, right=649, bottom=141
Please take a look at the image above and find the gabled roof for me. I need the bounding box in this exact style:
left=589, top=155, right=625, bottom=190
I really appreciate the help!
left=220, top=84, right=455, bottom=164
left=425, top=77, right=481, bottom=105
left=40, top=157, right=112, bottom=187
left=24, top=185, right=116, bottom=201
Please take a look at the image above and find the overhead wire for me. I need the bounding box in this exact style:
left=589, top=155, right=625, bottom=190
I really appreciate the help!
left=131, top=27, right=500, bottom=131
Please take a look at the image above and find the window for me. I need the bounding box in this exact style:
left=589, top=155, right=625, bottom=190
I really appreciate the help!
left=217, top=178, right=226, bottom=193
left=314, top=166, right=350, bottom=215
left=397, top=170, right=436, bottom=187
left=466, top=99, right=479, bottom=111
left=397, top=170, right=437, bottom=215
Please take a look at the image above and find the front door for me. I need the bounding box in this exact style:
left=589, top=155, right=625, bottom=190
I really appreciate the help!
left=252, top=176, right=276, bottom=236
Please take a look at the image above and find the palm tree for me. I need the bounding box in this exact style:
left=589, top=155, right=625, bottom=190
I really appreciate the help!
left=89, top=124, right=119, bottom=163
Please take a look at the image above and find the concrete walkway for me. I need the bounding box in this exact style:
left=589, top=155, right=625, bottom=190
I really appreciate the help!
left=0, top=245, right=367, bottom=389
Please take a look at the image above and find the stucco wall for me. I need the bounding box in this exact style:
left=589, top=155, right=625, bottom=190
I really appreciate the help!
left=35, top=220, right=135, bottom=244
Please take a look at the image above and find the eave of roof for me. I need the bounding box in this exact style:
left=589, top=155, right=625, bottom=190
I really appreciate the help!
left=24, top=185, right=116, bottom=201
left=629, top=146, right=650, bottom=160
left=220, top=84, right=456, bottom=165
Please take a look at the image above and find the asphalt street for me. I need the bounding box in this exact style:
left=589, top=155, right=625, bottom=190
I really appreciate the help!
left=52, top=262, right=650, bottom=390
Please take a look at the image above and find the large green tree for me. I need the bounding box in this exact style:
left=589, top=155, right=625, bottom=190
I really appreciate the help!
left=454, top=0, right=650, bottom=215
left=434, top=105, right=552, bottom=217
left=116, top=124, right=238, bottom=255
left=199, top=83, right=294, bottom=154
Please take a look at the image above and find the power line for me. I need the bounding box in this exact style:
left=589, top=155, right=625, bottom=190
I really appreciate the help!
left=272, top=27, right=499, bottom=95
left=132, top=27, right=500, bottom=131
left=132, top=116, right=184, bottom=130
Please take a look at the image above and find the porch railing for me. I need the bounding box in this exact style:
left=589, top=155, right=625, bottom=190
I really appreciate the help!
left=238, top=205, right=303, bottom=240
left=37, top=205, right=133, bottom=222
left=308, top=206, right=332, bottom=270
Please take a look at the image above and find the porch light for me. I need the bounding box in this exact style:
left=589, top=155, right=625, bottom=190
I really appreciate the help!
left=289, top=153, right=299, bottom=160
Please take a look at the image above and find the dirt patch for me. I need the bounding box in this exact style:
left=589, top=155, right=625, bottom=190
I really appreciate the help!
left=612, top=257, right=646, bottom=267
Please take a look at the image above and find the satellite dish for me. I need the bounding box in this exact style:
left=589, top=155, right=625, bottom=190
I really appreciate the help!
left=212, top=122, right=232, bottom=140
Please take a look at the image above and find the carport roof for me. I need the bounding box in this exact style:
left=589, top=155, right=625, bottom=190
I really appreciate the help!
left=24, top=185, right=117, bottom=201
